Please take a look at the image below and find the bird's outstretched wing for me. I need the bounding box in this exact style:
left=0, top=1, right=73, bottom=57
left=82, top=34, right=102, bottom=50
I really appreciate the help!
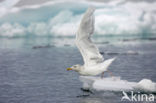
left=76, top=7, right=104, bottom=66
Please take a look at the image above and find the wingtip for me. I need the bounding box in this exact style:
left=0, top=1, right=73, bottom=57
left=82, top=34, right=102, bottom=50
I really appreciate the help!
left=87, top=7, right=96, bottom=13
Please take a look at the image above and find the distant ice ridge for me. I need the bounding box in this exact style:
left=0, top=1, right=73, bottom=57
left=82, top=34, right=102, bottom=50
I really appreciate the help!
left=80, top=76, right=156, bottom=92
left=0, top=0, right=20, bottom=18
left=0, top=0, right=156, bottom=37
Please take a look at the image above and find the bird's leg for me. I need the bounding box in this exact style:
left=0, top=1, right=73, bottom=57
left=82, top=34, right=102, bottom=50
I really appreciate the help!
left=107, top=70, right=113, bottom=77
left=101, top=72, right=104, bottom=78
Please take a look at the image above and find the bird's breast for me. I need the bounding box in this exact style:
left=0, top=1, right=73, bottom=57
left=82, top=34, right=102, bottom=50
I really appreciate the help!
left=79, top=67, right=106, bottom=76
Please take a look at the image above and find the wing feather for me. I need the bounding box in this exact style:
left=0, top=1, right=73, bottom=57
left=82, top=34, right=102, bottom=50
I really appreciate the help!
left=76, top=7, right=104, bottom=66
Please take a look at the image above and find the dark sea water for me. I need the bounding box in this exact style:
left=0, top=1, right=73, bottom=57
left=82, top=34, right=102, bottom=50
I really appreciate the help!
left=0, top=37, right=156, bottom=103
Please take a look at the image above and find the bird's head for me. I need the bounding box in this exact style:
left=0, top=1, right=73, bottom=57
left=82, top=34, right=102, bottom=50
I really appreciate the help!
left=66, top=64, right=82, bottom=72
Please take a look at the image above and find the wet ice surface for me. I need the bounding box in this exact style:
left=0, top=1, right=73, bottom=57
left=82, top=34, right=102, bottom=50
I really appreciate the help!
left=0, top=37, right=156, bottom=103
left=80, top=76, right=156, bottom=92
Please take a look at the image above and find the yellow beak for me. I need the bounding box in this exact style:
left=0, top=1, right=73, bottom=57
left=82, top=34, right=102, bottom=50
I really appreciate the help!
left=67, top=68, right=72, bottom=71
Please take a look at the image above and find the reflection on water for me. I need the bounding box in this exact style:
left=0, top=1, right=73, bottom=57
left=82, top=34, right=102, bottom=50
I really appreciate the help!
left=79, top=92, right=122, bottom=103
left=1, top=36, right=156, bottom=49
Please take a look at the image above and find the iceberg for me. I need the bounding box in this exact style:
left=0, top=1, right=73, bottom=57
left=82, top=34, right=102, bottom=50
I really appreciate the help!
left=0, top=0, right=156, bottom=37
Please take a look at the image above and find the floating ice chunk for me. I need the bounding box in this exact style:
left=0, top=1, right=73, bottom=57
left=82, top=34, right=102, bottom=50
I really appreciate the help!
left=135, top=79, right=156, bottom=92
left=79, top=76, right=156, bottom=93
left=93, top=77, right=135, bottom=91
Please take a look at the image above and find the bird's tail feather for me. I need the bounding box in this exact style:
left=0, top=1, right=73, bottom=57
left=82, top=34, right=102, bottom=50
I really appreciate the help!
left=102, top=57, right=116, bottom=70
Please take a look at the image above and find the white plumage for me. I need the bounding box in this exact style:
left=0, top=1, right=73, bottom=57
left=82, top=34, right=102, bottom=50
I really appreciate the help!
left=76, top=7, right=103, bottom=67
left=67, top=7, right=116, bottom=76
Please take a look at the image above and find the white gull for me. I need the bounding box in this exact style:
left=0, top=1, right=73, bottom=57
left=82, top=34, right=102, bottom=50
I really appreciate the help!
left=67, top=7, right=116, bottom=77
